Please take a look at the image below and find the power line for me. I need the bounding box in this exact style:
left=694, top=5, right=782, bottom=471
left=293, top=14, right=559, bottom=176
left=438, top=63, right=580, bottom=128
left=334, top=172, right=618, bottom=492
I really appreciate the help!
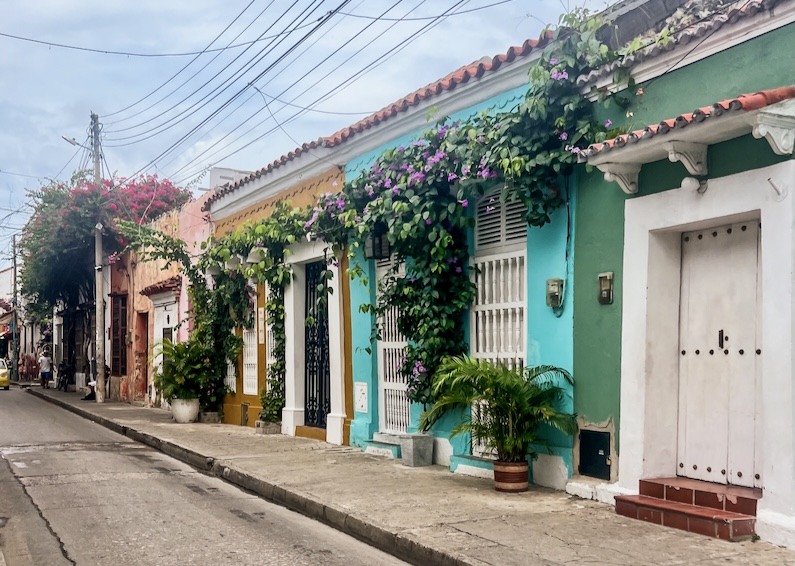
left=103, top=0, right=321, bottom=140
left=166, top=0, right=437, bottom=180
left=103, top=0, right=261, bottom=119
left=53, top=135, right=90, bottom=181
left=338, top=0, right=514, bottom=20
left=122, top=1, right=353, bottom=178
left=0, top=170, right=48, bottom=180
left=0, top=18, right=329, bottom=59
left=153, top=0, right=371, bottom=172
left=171, top=0, right=467, bottom=184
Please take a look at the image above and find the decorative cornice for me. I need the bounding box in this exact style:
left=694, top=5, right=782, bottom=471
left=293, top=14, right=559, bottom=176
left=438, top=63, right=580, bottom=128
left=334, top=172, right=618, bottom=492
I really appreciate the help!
left=752, top=98, right=795, bottom=155
left=664, top=141, right=708, bottom=175
left=597, top=163, right=640, bottom=194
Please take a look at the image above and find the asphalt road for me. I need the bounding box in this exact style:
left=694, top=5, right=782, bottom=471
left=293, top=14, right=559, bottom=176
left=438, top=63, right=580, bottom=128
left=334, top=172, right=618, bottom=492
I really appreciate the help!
left=0, top=388, right=407, bottom=566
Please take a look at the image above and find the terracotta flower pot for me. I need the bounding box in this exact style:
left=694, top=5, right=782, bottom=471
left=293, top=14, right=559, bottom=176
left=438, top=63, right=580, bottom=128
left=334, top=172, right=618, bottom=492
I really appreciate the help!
left=493, top=461, right=529, bottom=493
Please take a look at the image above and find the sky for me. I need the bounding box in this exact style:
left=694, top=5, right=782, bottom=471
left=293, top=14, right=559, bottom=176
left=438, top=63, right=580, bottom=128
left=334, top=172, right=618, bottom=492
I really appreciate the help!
left=0, top=0, right=588, bottom=266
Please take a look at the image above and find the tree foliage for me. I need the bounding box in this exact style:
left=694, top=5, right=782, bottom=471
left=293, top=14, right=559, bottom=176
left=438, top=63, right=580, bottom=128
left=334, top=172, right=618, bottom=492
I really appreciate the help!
left=19, top=172, right=190, bottom=317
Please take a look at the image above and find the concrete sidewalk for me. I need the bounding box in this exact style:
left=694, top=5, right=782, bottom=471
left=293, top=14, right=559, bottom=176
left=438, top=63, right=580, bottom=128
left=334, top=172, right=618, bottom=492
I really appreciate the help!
left=29, top=389, right=793, bottom=566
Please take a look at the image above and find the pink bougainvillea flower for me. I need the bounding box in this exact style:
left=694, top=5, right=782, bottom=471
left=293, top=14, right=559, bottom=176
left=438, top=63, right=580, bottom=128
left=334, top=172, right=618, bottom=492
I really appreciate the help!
left=559, top=132, right=568, bottom=141
left=605, top=119, right=613, bottom=128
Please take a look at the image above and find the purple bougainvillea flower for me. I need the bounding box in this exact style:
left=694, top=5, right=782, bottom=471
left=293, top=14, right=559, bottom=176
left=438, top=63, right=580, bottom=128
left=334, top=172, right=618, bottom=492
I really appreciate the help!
left=392, top=187, right=399, bottom=196
left=549, top=57, right=558, bottom=65
left=448, top=172, right=458, bottom=182
left=462, top=166, right=470, bottom=175
left=397, top=146, right=405, bottom=152
left=559, top=132, right=568, bottom=141
left=455, top=266, right=463, bottom=273
left=605, top=119, right=613, bottom=128
left=458, top=199, right=468, bottom=208
left=368, top=189, right=375, bottom=197
left=486, top=205, right=495, bottom=213
left=425, top=218, right=432, bottom=225
left=332, top=181, right=338, bottom=187
left=384, top=178, right=392, bottom=188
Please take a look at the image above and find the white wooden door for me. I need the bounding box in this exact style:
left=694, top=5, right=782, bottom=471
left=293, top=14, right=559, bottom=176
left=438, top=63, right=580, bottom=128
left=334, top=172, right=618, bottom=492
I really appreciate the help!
left=678, top=221, right=759, bottom=487
left=376, top=258, right=410, bottom=434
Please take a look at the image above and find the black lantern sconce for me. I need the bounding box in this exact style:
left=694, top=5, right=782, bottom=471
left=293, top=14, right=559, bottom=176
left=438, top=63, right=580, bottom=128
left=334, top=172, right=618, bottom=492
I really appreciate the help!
left=364, top=223, right=391, bottom=260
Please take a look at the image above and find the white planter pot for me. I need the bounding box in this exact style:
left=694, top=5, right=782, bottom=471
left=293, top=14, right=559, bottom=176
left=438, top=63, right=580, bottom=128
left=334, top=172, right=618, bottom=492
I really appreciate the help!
left=171, top=398, right=200, bottom=423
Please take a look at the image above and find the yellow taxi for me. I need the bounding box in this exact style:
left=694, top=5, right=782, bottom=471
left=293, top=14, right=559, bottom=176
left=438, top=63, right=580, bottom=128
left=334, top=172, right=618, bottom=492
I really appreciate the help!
left=0, top=359, right=9, bottom=389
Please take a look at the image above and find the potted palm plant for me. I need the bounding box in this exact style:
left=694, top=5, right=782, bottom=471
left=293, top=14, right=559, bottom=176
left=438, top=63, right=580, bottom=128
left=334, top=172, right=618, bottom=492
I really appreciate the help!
left=419, top=355, right=577, bottom=493
left=154, top=337, right=211, bottom=423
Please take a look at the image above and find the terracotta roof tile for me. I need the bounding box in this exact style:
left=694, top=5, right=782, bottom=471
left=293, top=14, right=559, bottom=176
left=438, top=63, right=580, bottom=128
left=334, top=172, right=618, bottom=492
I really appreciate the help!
left=140, top=275, right=182, bottom=297
left=581, top=85, right=795, bottom=159
left=203, top=34, right=552, bottom=211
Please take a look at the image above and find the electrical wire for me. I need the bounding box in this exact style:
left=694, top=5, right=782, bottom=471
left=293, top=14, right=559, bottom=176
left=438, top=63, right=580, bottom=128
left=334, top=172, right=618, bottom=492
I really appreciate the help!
left=53, top=136, right=90, bottom=181
left=0, top=170, right=48, bottom=180
left=166, top=0, right=438, bottom=179
left=122, top=1, right=352, bottom=180
left=170, top=0, right=467, bottom=184
left=152, top=0, right=371, bottom=172
left=103, top=0, right=261, bottom=120
left=157, top=0, right=410, bottom=174
left=338, top=0, right=514, bottom=20
left=0, top=18, right=329, bottom=59
left=104, top=0, right=308, bottom=136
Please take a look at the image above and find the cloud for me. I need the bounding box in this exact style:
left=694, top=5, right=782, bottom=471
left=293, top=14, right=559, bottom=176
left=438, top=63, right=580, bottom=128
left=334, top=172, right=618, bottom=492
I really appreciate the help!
left=0, top=0, right=587, bottom=264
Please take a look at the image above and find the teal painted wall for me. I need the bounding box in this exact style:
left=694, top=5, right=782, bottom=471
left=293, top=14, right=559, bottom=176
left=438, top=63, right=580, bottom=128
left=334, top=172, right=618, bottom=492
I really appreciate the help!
left=346, top=81, right=575, bottom=454
left=573, top=25, right=795, bottom=457
left=349, top=247, right=379, bottom=446
left=526, top=187, right=576, bottom=476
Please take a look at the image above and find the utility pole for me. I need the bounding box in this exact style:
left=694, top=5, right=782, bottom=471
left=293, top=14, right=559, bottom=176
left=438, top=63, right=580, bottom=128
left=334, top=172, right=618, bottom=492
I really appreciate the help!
left=92, top=112, right=106, bottom=403
left=11, top=234, right=18, bottom=382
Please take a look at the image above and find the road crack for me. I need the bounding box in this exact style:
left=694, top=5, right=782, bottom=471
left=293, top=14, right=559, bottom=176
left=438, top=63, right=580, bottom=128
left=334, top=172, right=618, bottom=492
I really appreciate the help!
left=0, top=455, right=76, bottom=565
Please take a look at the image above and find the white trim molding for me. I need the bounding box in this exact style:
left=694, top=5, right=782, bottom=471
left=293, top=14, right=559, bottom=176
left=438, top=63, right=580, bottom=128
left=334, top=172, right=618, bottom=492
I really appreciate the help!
left=596, top=163, right=640, bottom=194
left=664, top=141, right=708, bottom=176
left=209, top=50, right=544, bottom=221
left=590, top=99, right=795, bottom=193
left=282, top=240, right=347, bottom=445
left=752, top=99, right=795, bottom=155
left=618, top=160, right=795, bottom=549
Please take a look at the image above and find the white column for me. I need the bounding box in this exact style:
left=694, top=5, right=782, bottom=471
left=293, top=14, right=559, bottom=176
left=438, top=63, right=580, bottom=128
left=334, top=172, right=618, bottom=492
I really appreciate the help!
left=325, top=261, right=347, bottom=445
left=282, top=264, right=306, bottom=436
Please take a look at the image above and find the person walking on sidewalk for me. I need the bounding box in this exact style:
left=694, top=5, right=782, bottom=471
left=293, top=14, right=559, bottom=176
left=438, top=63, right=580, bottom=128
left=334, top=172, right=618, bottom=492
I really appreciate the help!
left=38, top=350, right=52, bottom=389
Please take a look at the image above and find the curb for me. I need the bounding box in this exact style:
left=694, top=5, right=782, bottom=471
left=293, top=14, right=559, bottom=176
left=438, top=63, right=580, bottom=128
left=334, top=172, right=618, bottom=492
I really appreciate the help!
left=27, top=389, right=470, bottom=566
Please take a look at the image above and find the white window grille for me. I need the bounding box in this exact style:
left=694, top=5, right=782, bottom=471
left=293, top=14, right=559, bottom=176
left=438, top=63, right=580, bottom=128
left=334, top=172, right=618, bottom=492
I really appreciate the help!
left=242, top=327, right=258, bottom=395
left=264, top=285, right=276, bottom=389
left=376, top=256, right=411, bottom=434
left=470, top=190, right=527, bottom=456
left=225, top=358, right=236, bottom=393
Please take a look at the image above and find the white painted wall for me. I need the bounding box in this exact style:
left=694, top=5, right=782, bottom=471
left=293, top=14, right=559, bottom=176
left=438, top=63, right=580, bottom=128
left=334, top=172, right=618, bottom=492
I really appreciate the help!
left=619, top=160, right=795, bottom=548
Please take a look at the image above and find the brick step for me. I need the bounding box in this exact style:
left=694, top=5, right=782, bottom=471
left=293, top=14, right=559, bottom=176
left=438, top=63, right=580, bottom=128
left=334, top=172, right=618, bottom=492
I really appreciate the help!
left=639, top=477, right=761, bottom=516
left=615, top=494, right=755, bottom=541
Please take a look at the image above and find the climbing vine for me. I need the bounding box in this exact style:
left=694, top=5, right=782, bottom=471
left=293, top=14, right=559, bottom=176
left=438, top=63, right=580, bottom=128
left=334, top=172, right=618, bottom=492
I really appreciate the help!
left=124, top=9, right=637, bottom=419
left=306, top=8, right=627, bottom=406
left=205, top=202, right=307, bottom=422
left=119, top=220, right=249, bottom=412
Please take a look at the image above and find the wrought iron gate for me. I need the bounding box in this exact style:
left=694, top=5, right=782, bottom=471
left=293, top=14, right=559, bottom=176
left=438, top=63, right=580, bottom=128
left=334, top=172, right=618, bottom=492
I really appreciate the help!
left=304, top=260, right=331, bottom=428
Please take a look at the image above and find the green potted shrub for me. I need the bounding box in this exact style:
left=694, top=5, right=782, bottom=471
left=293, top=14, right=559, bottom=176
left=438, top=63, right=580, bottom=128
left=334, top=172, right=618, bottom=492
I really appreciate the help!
left=419, top=355, right=577, bottom=492
left=154, top=337, right=212, bottom=423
